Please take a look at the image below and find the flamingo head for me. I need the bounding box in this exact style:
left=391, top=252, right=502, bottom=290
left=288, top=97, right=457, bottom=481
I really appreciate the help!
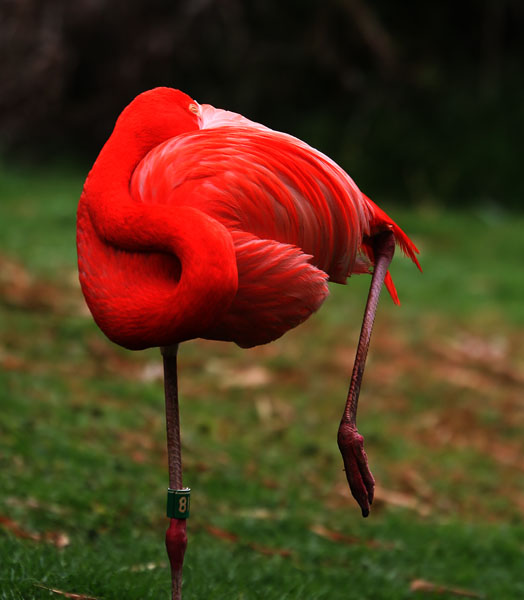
left=112, top=87, right=202, bottom=154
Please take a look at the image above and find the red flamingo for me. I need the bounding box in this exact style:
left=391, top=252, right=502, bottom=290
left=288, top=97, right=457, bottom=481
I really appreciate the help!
left=77, top=87, right=420, bottom=598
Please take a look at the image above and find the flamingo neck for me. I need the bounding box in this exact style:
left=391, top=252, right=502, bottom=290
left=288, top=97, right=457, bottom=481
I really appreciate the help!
left=78, top=118, right=238, bottom=350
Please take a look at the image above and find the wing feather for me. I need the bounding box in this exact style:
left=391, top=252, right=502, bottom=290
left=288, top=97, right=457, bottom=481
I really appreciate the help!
left=130, top=103, right=420, bottom=308
left=203, top=231, right=329, bottom=348
left=131, top=120, right=371, bottom=283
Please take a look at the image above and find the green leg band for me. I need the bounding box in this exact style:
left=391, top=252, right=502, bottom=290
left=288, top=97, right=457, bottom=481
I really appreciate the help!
left=167, top=488, right=191, bottom=519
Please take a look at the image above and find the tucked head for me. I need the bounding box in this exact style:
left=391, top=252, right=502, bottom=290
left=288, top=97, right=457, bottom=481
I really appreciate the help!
left=113, top=87, right=201, bottom=150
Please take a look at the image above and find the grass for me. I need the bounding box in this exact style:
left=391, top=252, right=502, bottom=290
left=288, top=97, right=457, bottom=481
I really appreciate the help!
left=1, top=163, right=524, bottom=599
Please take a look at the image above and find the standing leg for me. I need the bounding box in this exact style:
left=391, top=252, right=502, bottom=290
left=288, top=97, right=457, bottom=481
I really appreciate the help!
left=162, top=344, right=188, bottom=600
left=338, top=231, right=396, bottom=517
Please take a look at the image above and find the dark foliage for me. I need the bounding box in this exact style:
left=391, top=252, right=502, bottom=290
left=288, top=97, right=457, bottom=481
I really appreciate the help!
left=1, top=0, right=523, bottom=205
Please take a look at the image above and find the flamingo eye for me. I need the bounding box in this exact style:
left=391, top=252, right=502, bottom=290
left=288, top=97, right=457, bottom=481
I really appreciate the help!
left=188, top=103, right=199, bottom=114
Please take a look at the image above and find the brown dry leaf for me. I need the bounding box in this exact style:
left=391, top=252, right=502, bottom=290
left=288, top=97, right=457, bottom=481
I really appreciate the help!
left=206, top=359, right=272, bottom=389
left=0, top=515, right=40, bottom=542
left=247, top=542, right=293, bottom=558
left=410, top=411, right=524, bottom=472
left=0, top=515, right=70, bottom=548
left=118, top=429, right=156, bottom=454
left=429, top=337, right=524, bottom=388
left=255, top=395, right=274, bottom=422
left=204, top=524, right=293, bottom=557
left=204, top=524, right=239, bottom=542
left=0, top=351, right=26, bottom=371
left=43, top=531, right=71, bottom=549
left=453, top=332, right=508, bottom=363
left=129, top=561, right=167, bottom=572
left=310, top=523, right=394, bottom=549
left=6, top=495, right=68, bottom=515
left=373, top=485, right=432, bottom=517
left=262, top=478, right=279, bottom=490
left=34, top=584, right=99, bottom=600
left=223, top=365, right=271, bottom=388
left=191, top=460, right=212, bottom=473
left=130, top=450, right=147, bottom=463
left=233, top=507, right=276, bottom=520
left=512, top=493, right=524, bottom=516
left=463, top=437, right=524, bottom=471
left=0, top=254, right=49, bottom=308
left=434, top=363, right=497, bottom=395
left=139, top=361, right=164, bottom=382
left=86, top=336, right=143, bottom=379
left=398, top=467, right=434, bottom=501
left=330, top=482, right=432, bottom=516
left=254, top=395, right=295, bottom=426
left=410, top=578, right=484, bottom=598
left=0, top=254, right=83, bottom=315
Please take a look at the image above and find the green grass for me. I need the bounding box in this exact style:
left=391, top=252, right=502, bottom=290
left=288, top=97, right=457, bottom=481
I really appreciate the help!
left=1, top=164, right=524, bottom=599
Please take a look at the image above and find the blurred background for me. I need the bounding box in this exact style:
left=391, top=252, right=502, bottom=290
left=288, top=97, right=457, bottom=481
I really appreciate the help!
left=1, top=1, right=524, bottom=599
left=2, top=0, right=524, bottom=205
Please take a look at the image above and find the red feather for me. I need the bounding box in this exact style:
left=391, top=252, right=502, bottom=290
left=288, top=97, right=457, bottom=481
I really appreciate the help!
left=77, top=87, right=420, bottom=350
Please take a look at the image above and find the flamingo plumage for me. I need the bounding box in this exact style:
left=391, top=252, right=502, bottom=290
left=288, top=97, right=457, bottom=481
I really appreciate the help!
left=77, top=87, right=420, bottom=599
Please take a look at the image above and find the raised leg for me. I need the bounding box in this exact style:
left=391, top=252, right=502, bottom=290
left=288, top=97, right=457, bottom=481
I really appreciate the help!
left=162, top=344, right=187, bottom=600
left=338, top=230, right=396, bottom=517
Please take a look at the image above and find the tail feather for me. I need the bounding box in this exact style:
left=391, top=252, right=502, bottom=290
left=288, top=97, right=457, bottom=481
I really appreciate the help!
left=389, top=221, right=422, bottom=272
left=364, top=195, right=422, bottom=272
left=361, top=194, right=422, bottom=304
left=384, top=270, right=400, bottom=305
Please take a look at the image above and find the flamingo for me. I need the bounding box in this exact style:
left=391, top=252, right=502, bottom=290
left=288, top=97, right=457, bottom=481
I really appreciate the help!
left=76, top=87, right=420, bottom=599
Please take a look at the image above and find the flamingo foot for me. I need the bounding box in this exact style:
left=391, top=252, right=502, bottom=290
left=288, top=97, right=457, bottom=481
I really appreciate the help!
left=166, top=518, right=187, bottom=599
left=337, top=421, right=375, bottom=517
